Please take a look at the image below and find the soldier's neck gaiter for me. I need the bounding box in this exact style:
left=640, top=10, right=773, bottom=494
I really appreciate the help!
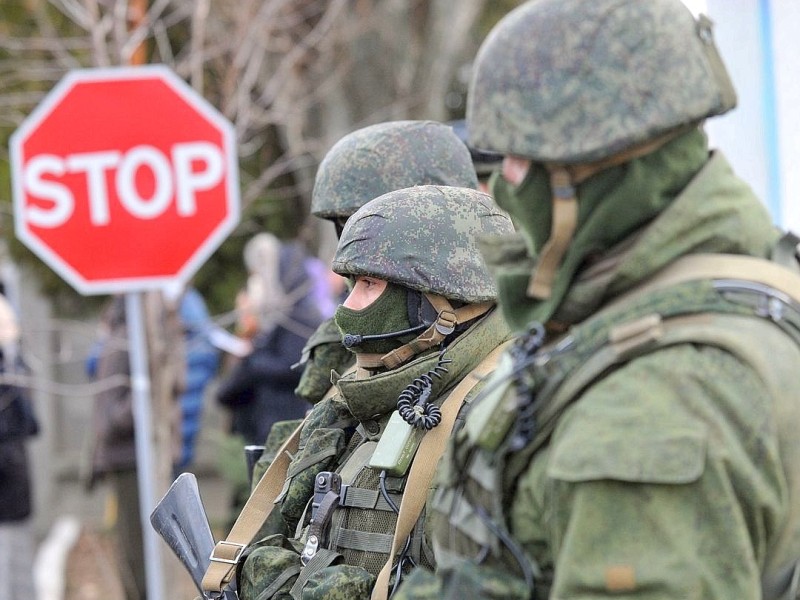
left=488, top=127, right=709, bottom=329
left=334, top=282, right=415, bottom=355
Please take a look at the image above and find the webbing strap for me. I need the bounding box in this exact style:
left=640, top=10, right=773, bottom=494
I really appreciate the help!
left=527, top=169, right=577, bottom=300
left=370, top=340, right=511, bottom=600
left=259, top=563, right=303, bottom=600
left=527, top=251, right=800, bottom=458
left=617, top=253, right=800, bottom=307
left=340, top=487, right=401, bottom=511
left=527, top=126, right=693, bottom=301
left=380, top=299, right=493, bottom=369
left=333, top=528, right=394, bottom=554
left=202, top=420, right=305, bottom=594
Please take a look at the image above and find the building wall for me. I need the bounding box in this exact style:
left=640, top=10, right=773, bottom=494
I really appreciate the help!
left=705, top=0, right=800, bottom=231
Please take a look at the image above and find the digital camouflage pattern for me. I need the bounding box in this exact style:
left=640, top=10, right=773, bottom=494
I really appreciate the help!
left=277, top=396, right=356, bottom=532
left=467, top=0, right=737, bottom=163
left=332, top=185, right=515, bottom=303
left=294, top=318, right=354, bottom=404
left=298, top=120, right=477, bottom=403
left=396, top=152, right=800, bottom=598
left=239, top=309, right=513, bottom=600
left=239, top=534, right=304, bottom=600
left=302, top=565, right=375, bottom=600
left=239, top=131, right=513, bottom=600
left=311, top=121, right=478, bottom=219
left=240, top=188, right=515, bottom=596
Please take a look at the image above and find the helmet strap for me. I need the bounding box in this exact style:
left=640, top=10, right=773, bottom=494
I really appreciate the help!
left=527, top=124, right=697, bottom=300
left=526, top=167, right=579, bottom=300
left=379, top=294, right=493, bottom=370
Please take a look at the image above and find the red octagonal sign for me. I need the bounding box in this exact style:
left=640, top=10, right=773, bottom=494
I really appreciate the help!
left=10, top=65, right=240, bottom=295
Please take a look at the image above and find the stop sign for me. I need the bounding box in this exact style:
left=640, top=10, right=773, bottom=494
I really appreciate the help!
left=10, top=65, right=240, bottom=295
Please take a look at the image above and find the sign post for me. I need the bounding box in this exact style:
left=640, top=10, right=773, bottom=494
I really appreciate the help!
left=10, top=65, right=240, bottom=600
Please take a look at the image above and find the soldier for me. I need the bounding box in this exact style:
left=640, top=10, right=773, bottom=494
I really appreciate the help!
left=294, top=120, right=479, bottom=407
left=396, top=1, right=800, bottom=599
left=248, top=120, right=482, bottom=490
left=225, top=185, right=515, bottom=600
left=247, top=119, right=482, bottom=492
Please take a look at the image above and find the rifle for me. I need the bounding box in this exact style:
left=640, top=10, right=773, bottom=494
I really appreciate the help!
left=150, top=473, right=238, bottom=600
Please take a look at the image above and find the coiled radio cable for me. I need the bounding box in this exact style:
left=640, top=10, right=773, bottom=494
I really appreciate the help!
left=396, top=348, right=452, bottom=430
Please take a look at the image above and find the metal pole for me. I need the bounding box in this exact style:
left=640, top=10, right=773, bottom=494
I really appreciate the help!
left=125, top=292, right=165, bottom=600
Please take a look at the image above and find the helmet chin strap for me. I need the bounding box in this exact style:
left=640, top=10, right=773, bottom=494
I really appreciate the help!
left=527, top=124, right=697, bottom=300
left=353, top=294, right=493, bottom=371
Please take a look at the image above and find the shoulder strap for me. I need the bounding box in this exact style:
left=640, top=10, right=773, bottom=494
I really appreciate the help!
left=615, top=252, right=800, bottom=307
left=203, top=419, right=305, bottom=595
left=522, top=251, right=800, bottom=463
left=370, top=340, right=511, bottom=600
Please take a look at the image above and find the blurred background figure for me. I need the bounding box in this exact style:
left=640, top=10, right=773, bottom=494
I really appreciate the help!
left=302, top=253, right=342, bottom=321
left=0, top=293, right=38, bottom=599
left=173, top=286, right=220, bottom=475
left=216, top=233, right=327, bottom=514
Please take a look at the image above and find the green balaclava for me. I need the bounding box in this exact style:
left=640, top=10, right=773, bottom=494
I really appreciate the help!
left=488, top=127, right=710, bottom=330
left=334, top=282, right=418, bottom=356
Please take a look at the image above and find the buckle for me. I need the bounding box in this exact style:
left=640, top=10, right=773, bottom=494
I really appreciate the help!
left=209, top=540, right=246, bottom=565
left=300, top=534, right=319, bottom=565
left=434, top=310, right=457, bottom=336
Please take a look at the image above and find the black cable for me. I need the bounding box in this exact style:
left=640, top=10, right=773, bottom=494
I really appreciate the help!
left=474, top=505, right=539, bottom=590
left=379, top=470, right=399, bottom=514
left=380, top=469, right=418, bottom=597
left=396, top=347, right=452, bottom=430
left=390, top=535, right=416, bottom=598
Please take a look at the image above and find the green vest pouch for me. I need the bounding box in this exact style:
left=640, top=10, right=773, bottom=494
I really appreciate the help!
left=279, top=427, right=347, bottom=532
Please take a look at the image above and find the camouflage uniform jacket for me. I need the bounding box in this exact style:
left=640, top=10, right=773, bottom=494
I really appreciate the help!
left=399, top=153, right=800, bottom=599
left=239, top=307, right=512, bottom=600
left=294, top=317, right=356, bottom=405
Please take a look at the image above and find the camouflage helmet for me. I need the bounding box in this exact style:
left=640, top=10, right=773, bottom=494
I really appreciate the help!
left=449, top=119, right=503, bottom=179
left=467, top=0, right=737, bottom=163
left=332, top=185, right=514, bottom=304
left=311, top=120, right=479, bottom=220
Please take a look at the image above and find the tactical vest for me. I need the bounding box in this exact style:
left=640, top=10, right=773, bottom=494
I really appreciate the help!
left=287, top=340, right=508, bottom=598
left=430, top=242, right=800, bottom=600
left=223, top=310, right=510, bottom=600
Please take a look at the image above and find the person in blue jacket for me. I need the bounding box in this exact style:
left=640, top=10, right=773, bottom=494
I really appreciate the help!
left=174, top=286, right=220, bottom=472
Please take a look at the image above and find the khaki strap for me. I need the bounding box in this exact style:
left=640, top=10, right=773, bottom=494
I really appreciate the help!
left=530, top=252, right=800, bottom=456
left=370, top=340, right=511, bottom=600
left=380, top=299, right=493, bottom=370
left=202, top=420, right=305, bottom=594
left=527, top=168, right=578, bottom=300
left=528, top=126, right=694, bottom=300
left=561, top=128, right=690, bottom=187
left=618, top=253, right=800, bottom=307
left=356, top=353, right=388, bottom=370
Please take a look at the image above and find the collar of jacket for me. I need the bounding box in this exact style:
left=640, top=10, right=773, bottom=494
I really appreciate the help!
left=552, top=151, right=779, bottom=326
left=482, top=151, right=779, bottom=331
left=335, top=307, right=511, bottom=422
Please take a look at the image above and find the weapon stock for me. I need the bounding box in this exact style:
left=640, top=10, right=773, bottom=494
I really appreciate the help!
left=150, top=473, right=237, bottom=599
left=244, top=445, right=265, bottom=488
